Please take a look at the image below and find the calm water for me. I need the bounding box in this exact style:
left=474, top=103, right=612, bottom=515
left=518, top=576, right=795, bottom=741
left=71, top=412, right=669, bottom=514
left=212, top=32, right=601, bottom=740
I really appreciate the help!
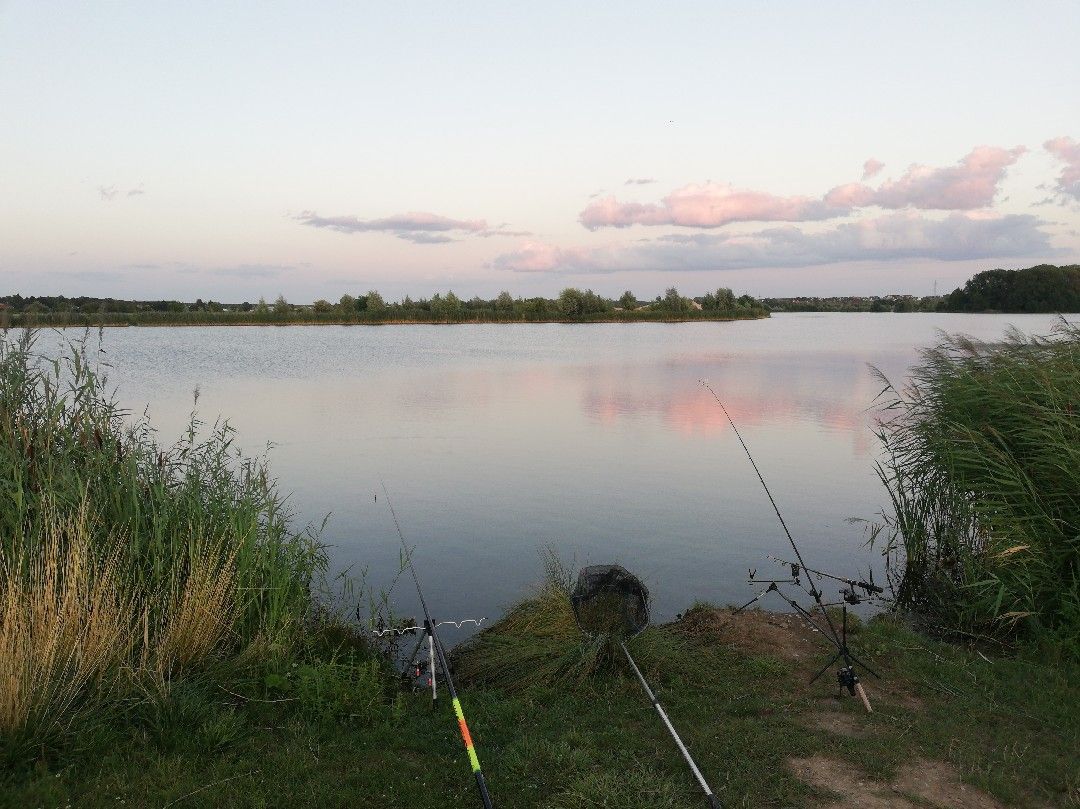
left=42, top=313, right=1069, bottom=639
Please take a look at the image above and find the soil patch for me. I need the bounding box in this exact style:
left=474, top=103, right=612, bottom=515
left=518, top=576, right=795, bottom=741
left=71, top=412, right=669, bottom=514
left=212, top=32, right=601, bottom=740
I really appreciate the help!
left=678, top=606, right=827, bottom=662
left=788, top=754, right=1002, bottom=809
left=679, top=606, right=925, bottom=712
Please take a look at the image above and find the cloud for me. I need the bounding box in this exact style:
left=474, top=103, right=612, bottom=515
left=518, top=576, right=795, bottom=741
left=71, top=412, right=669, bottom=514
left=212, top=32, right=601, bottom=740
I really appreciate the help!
left=477, top=228, right=533, bottom=238
left=1044, top=136, right=1080, bottom=201
left=495, top=212, right=1053, bottom=274
left=296, top=209, right=512, bottom=244
left=580, top=145, right=1026, bottom=231
left=625, top=178, right=657, bottom=185
left=399, top=232, right=457, bottom=244
left=491, top=242, right=598, bottom=273
left=211, top=263, right=293, bottom=278
left=825, top=145, right=1026, bottom=210
left=99, top=183, right=145, bottom=200
left=862, top=158, right=884, bottom=180
left=580, top=184, right=837, bottom=230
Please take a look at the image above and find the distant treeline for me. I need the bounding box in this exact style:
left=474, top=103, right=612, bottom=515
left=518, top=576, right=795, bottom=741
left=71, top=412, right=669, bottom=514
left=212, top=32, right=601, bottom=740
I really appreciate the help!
left=0, top=287, right=769, bottom=327
left=940, top=264, right=1080, bottom=313
left=763, top=294, right=943, bottom=313
left=766, top=264, right=1080, bottom=314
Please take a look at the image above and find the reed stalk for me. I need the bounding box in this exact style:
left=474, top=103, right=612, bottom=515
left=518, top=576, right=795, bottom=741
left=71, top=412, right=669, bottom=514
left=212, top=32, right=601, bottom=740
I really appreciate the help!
left=872, top=318, right=1079, bottom=655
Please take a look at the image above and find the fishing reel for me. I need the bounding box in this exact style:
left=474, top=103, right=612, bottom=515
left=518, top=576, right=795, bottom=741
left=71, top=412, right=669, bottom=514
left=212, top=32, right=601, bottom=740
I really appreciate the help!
left=408, top=656, right=434, bottom=692
left=837, top=665, right=859, bottom=694
left=841, top=586, right=863, bottom=605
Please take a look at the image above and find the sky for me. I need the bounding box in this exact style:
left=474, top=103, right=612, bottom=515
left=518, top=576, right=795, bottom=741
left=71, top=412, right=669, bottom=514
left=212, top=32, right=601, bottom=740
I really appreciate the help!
left=2, top=1, right=1079, bottom=303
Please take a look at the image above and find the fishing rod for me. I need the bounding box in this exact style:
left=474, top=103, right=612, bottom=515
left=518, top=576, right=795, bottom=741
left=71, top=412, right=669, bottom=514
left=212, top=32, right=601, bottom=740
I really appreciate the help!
left=380, top=483, right=494, bottom=809
left=699, top=381, right=879, bottom=711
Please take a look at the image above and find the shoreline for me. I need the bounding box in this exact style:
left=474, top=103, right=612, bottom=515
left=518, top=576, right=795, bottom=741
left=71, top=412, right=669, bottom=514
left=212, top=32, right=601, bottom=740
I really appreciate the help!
left=3, top=314, right=769, bottom=328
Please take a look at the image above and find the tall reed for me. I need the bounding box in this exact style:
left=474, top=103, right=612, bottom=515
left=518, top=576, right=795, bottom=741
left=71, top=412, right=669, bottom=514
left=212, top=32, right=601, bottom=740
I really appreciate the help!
left=0, top=329, right=322, bottom=647
left=872, top=318, right=1079, bottom=655
left=0, top=328, right=325, bottom=751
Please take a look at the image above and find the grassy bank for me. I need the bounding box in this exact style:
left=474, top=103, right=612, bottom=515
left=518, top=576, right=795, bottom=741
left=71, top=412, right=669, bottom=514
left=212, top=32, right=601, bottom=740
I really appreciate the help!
left=3, top=596, right=1076, bottom=808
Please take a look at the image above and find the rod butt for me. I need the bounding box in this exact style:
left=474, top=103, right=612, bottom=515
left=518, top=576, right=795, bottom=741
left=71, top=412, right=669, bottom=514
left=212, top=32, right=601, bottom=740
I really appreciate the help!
left=855, top=681, right=873, bottom=713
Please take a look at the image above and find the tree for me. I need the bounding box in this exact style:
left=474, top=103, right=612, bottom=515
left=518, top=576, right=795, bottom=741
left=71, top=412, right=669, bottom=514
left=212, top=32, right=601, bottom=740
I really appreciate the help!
left=313, top=299, right=333, bottom=313
left=618, top=290, right=636, bottom=310
left=338, top=293, right=356, bottom=311
left=429, top=291, right=461, bottom=320
left=943, top=264, right=1080, bottom=313
left=715, top=287, right=735, bottom=310
left=558, top=287, right=585, bottom=316
left=496, top=291, right=514, bottom=315
left=365, top=290, right=385, bottom=313
left=660, top=287, right=689, bottom=314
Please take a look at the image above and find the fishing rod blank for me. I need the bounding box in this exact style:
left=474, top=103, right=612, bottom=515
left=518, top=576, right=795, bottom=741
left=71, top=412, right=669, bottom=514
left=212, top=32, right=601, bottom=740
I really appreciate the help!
left=381, top=483, right=494, bottom=809
left=570, top=565, right=722, bottom=809
left=621, top=642, right=722, bottom=809
left=700, top=380, right=878, bottom=711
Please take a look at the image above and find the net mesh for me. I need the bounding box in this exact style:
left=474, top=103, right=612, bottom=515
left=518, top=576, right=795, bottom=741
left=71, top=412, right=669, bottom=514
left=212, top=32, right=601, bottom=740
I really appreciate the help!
left=570, top=564, right=650, bottom=638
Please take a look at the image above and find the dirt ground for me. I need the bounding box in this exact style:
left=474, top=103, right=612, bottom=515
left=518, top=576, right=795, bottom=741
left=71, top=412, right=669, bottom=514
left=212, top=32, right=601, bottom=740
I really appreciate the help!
left=682, top=607, right=1006, bottom=809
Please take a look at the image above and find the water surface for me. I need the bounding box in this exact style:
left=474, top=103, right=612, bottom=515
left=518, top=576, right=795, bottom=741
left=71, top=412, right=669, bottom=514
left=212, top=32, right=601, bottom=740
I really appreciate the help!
left=46, top=313, right=1070, bottom=638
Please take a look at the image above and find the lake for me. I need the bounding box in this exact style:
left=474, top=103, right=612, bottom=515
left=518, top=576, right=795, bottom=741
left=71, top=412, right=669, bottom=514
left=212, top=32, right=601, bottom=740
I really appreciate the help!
left=39, top=312, right=1071, bottom=641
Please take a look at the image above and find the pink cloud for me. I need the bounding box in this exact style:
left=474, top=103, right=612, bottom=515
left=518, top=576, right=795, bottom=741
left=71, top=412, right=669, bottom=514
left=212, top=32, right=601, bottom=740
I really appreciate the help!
left=828, top=145, right=1026, bottom=211
left=579, top=183, right=836, bottom=230
left=496, top=212, right=1053, bottom=273
left=494, top=241, right=598, bottom=273
left=583, top=145, right=1026, bottom=232
left=862, top=158, right=885, bottom=180
left=1044, top=136, right=1080, bottom=201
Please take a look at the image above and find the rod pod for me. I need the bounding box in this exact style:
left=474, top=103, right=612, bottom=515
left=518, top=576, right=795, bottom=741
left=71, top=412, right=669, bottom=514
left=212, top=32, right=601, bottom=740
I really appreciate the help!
left=620, top=642, right=722, bottom=809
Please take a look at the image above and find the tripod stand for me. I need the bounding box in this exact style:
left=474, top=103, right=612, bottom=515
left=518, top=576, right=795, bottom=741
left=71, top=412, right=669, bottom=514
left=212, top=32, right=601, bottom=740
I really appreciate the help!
left=373, top=617, right=486, bottom=709
left=737, top=567, right=881, bottom=712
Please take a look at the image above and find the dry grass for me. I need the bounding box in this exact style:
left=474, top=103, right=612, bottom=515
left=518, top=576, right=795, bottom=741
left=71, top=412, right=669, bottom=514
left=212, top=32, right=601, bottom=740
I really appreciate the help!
left=148, top=540, right=240, bottom=681
left=0, top=507, right=130, bottom=740
left=0, top=505, right=245, bottom=749
left=0, top=330, right=321, bottom=758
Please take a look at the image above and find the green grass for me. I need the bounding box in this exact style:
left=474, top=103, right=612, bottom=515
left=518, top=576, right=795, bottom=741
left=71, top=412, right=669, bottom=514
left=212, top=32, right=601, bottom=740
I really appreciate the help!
left=872, top=318, right=1080, bottom=656
left=1, top=612, right=1075, bottom=808
left=0, top=329, right=324, bottom=761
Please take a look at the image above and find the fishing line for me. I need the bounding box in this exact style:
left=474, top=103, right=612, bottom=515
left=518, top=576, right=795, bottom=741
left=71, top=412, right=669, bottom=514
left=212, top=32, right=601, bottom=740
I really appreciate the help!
left=380, top=482, right=495, bottom=809
left=372, top=618, right=486, bottom=637
left=699, top=381, right=828, bottom=607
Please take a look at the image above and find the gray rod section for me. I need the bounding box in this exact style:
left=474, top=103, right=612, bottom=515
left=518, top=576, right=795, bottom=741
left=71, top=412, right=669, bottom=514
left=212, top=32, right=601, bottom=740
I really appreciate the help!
left=620, top=642, right=721, bottom=808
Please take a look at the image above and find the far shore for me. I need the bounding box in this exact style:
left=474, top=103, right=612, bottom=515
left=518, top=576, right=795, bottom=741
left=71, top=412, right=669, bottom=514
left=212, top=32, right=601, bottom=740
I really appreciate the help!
left=2, top=313, right=769, bottom=328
